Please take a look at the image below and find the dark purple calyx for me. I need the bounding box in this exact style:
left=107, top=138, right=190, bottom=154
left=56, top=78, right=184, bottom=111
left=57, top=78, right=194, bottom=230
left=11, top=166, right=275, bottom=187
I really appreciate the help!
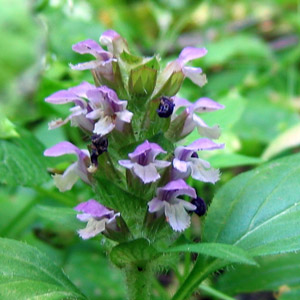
left=90, top=135, right=108, bottom=166
left=191, top=197, right=206, bottom=216
left=191, top=152, right=199, bottom=158
left=157, top=96, right=175, bottom=118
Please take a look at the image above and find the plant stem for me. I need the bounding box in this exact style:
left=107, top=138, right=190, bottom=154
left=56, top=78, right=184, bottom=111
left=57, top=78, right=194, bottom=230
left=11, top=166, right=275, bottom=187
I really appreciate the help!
left=172, top=259, right=225, bottom=300
left=124, top=263, right=152, bottom=300
left=198, top=284, right=236, bottom=300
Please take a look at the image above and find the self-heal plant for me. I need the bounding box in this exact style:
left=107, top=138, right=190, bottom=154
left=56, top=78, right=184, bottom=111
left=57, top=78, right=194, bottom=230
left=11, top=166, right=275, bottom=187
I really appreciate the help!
left=44, top=29, right=224, bottom=300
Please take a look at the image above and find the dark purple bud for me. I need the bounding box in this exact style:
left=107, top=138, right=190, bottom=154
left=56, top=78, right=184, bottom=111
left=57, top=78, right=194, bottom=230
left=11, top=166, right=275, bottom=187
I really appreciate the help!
left=92, top=135, right=108, bottom=153
left=90, top=150, right=99, bottom=166
left=191, top=197, right=206, bottom=216
left=157, top=96, right=175, bottom=118
left=89, top=135, right=108, bottom=166
left=191, top=152, right=199, bottom=158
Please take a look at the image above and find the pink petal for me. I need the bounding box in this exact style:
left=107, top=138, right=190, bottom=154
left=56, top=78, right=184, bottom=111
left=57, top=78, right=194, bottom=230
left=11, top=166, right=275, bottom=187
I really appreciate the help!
left=191, top=97, right=225, bottom=113
left=74, top=199, right=112, bottom=219
left=44, top=141, right=83, bottom=157
left=178, top=47, right=207, bottom=65
left=72, top=39, right=104, bottom=56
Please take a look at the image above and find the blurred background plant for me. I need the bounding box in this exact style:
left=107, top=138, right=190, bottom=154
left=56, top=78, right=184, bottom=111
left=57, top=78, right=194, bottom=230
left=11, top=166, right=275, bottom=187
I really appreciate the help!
left=0, top=0, right=299, bottom=299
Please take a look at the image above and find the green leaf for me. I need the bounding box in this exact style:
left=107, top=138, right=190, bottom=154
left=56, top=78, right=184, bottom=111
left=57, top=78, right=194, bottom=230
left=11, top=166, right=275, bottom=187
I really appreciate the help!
left=165, top=243, right=257, bottom=265
left=64, top=244, right=126, bottom=300
left=0, top=113, right=19, bottom=139
left=110, top=238, right=160, bottom=268
left=0, top=238, right=86, bottom=300
left=172, top=153, right=300, bottom=300
left=203, top=35, right=271, bottom=67
left=207, top=153, right=263, bottom=168
left=217, top=252, right=300, bottom=296
left=233, top=95, right=299, bottom=144
left=36, top=205, right=81, bottom=231
left=0, top=128, right=50, bottom=186
left=262, top=123, right=300, bottom=160
left=203, top=153, right=300, bottom=256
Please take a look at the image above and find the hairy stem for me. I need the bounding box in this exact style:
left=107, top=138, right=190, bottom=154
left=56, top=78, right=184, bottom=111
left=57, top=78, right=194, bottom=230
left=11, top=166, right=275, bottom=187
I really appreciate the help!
left=124, top=263, right=152, bottom=300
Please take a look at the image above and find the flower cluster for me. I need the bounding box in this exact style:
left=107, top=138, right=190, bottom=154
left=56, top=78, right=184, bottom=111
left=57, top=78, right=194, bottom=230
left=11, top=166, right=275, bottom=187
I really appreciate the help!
left=44, top=29, right=224, bottom=239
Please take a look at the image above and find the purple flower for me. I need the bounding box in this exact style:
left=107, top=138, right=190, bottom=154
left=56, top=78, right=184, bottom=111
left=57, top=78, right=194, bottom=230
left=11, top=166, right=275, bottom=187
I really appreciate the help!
left=85, top=86, right=133, bottom=135
left=70, top=31, right=127, bottom=84
left=74, top=199, right=120, bottom=239
left=118, top=140, right=171, bottom=183
left=99, top=29, right=128, bottom=56
left=156, top=47, right=207, bottom=94
left=170, top=96, right=225, bottom=140
left=46, top=81, right=95, bottom=132
left=44, top=141, right=92, bottom=192
left=176, top=47, right=208, bottom=86
left=172, top=138, right=224, bottom=184
left=70, top=39, right=116, bottom=82
left=46, top=83, right=133, bottom=136
left=148, top=179, right=197, bottom=231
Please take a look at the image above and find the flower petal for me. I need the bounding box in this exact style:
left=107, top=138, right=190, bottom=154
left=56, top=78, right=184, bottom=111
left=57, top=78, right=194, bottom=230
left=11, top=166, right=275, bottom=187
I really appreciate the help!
left=100, top=30, right=120, bottom=50
left=86, top=109, right=103, bottom=120
left=190, top=159, right=220, bottom=184
left=44, top=141, right=83, bottom=157
left=72, top=39, right=104, bottom=56
left=153, top=160, right=171, bottom=169
left=77, top=218, right=107, bottom=240
left=118, top=160, right=134, bottom=169
left=183, top=67, right=207, bottom=87
left=192, top=97, right=225, bottom=113
left=93, top=116, right=115, bottom=135
left=173, top=97, right=191, bottom=113
left=70, top=112, right=94, bottom=132
left=132, top=163, right=160, bottom=183
left=45, top=82, right=94, bottom=104
left=148, top=197, right=165, bottom=213
left=99, top=29, right=127, bottom=55
left=74, top=199, right=112, bottom=219
left=178, top=47, right=207, bottom=65
left=193, top=114, right=221, bottom=139
left=164, top=201, right=191, bottom=232
left=128, top=140, right=166, bottom=160
left=70, top=60, right=104, bottom=71
left=181, top=200, right=197, bottom=211
left=157, top=179, right=196, bottom=200
left=115, top=110, right=133, bottom=123
left=48, top=118, right=69, bottom=130
left=185, top=138, right=225, bottom=152
left=53, top=162, right=79, bottom=192
left=173, top=158, right=189, bottom=173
